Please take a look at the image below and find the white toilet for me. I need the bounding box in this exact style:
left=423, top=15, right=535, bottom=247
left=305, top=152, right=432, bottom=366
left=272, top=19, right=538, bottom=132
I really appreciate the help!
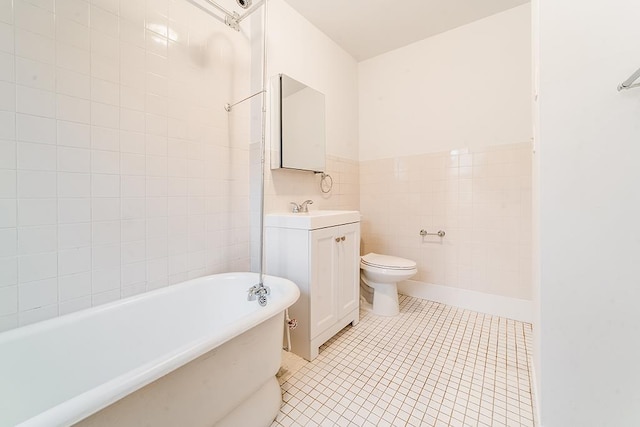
left=360, top=253, right=417, bottom=316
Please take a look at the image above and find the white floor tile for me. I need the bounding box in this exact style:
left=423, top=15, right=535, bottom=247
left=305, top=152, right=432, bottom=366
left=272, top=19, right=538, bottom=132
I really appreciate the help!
left=271, top=295, right=535, bottom=427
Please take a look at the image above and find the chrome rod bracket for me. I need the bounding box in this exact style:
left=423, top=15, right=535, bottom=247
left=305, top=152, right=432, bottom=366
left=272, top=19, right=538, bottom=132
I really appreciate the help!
left=225, top=89, right=266, bottom=112
left=618, top=82, right=640, bottom=91
left=225, top=12, right=240, bottom=31
left=236, top=0, right=264, bottom=24
left=618, top=66, right=640, bottom=91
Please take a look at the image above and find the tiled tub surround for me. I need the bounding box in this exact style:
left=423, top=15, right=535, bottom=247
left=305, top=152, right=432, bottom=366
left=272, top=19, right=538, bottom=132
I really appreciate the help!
left=360, top=142, right=532, bottom=301
left=272, top=295, right=535, bottom=427
left=0, top=0, right=252, bottom=330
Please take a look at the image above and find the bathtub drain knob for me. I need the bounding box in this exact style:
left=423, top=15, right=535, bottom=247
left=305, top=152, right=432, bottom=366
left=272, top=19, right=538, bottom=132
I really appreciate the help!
left=288, top=318, right=298, bottom=329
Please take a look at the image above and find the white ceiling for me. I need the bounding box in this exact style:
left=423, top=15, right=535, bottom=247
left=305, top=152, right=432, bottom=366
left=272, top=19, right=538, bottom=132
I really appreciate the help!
left=282, top=0, right=530, bottom=61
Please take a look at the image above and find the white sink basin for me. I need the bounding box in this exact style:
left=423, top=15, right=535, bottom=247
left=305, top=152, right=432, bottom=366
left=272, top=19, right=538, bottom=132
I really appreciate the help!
left=264, top=210, right=360, bottom=230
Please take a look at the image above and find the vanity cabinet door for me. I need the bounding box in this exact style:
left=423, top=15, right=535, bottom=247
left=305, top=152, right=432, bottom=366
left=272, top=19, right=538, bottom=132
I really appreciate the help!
left=337, top=223, right=360, bottom=319
left=309, top=226, right=339, bottom=338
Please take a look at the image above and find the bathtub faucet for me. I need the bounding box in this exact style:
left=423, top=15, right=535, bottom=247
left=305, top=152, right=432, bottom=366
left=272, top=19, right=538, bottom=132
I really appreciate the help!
left=247, top=283, right=271, bottom=307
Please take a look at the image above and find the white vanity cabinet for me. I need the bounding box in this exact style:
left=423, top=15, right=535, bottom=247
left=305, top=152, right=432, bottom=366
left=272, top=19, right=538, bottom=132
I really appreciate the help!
left=265, top=211, right=360, bottom=361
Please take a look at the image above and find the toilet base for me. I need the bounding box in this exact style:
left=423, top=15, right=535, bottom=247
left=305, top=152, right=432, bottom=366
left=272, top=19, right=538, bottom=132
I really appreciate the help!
left=361, top=276, right=399, bottom=316
left=359, top=279, right=374, bottom=305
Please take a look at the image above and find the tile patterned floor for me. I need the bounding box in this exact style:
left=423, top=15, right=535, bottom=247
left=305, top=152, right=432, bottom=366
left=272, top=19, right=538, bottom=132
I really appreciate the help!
left=272, top=295, right=535, bottom=427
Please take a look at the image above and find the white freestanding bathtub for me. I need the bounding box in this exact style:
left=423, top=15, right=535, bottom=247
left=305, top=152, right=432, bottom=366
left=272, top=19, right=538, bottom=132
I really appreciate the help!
left=0, top=273, right=299, bottom=427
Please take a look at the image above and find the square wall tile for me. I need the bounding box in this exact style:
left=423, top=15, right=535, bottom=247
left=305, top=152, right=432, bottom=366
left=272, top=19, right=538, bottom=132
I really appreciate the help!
left=0, top=140, right=16, bottom=169
left=18, top=199, right=57, bottom=226
left=57, top=94, right=90, bottom=123
left=58, top=146, right=91, bottom=173
left=19, top=304, right=57, bottom=326
left=91, top=288, right=119, bottom=306
left=0, top=285, right=17, bottom=315
left=0, top=199, right=17, bottom=228
left=58, top=223, right=91, bottom=249
left=57, top=120, right=90, bottom=148
left=0, top=1, right=12, bottom=25
left=0, top=169, right=16, bottom=198
left=92, top=220, right=121, bottom=245
left=58, top=271, right=92, bottom=301
left=0, top=111, right=15, bottom=139
left=17, top=170, right=57, bottom=198
left=17, top=142, right=56, bottom=171
left=58, top=247, right=91, bottom=276
left=0, top=51, right=14, bottom=82
left=0, top=228, right=17, bottom=256
left=57, top=67, right=91, bottom=99
left=16, top=114, right=57, bottom=145
left=56, top=42, right=90, bottom=74
left=18, top=225, right=57, bottom=255
left=57, top=16, right=90, bottom=50
left=0, top=256, right=18, bottom=286
left=18, top=252, right=57, bottom=283
left=58, top=172, right=91, bottom=198
left=59, top=295, right=91, bottom=315
left=90, top=4, right=119, bottom=37
left=0, top=80, right=14, bottom=111
left=14, top=1, right=54, bottom=38
left=19, top=277, right=57, bottom=310
left=91, top=126, right=119, bottom=151
left=91, top=173, right=120, bottom=197
left=58, top=198, right=91, bottom=223
left=56, top=0, right=89, bottom=26
left=16, top=85, right=56, bottom=118
left=15, top=57, right=55, bottom=91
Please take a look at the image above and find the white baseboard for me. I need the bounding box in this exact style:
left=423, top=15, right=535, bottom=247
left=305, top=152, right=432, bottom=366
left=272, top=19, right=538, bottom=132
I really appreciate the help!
left=397, top=280, right=534, bottom=323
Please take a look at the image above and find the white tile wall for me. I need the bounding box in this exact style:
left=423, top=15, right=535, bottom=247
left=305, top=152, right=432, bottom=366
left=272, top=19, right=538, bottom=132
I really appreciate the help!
left=0, top=0, right=252, bottom=331
left=360, top=142, right=533, bottom=300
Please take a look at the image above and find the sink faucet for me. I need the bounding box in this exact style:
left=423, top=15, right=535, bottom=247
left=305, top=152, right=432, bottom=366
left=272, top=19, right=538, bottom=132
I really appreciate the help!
left=300, top=200, right=313, bottom=212
left=289, top=200, right=314, bottom=213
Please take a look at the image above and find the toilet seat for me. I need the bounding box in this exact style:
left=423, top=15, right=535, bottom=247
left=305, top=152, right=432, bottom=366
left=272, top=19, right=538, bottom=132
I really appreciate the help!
left=361, top=253, right=416, bottom=271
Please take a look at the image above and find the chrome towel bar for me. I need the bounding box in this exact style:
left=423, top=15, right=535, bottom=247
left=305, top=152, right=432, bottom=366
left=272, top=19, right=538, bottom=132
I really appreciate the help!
left=420, top=229, right=445, bottom=238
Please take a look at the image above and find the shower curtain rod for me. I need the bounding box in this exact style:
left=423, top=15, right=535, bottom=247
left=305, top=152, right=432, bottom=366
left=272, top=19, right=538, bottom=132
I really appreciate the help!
left=203, top=0, right=235, bottom=18
left=618, top=66, right=640, bottom=91
left=186, top=0, right=265, bottom=31
left=224, top=90, right=266, bottom=112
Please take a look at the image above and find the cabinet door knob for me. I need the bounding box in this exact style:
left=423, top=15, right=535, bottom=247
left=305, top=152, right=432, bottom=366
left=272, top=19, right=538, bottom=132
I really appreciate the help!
left=341, top=236, right=345, bottom=241
left=335, top=237, right=341, bottom=243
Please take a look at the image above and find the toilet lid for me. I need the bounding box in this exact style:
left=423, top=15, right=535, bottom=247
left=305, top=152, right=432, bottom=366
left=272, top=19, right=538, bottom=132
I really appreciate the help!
left=361, top=253, right=417, bottom=270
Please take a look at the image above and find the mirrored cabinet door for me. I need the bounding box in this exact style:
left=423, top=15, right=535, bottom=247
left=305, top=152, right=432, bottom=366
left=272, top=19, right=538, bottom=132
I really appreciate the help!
left=271, top=74, right=326, bottom=172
